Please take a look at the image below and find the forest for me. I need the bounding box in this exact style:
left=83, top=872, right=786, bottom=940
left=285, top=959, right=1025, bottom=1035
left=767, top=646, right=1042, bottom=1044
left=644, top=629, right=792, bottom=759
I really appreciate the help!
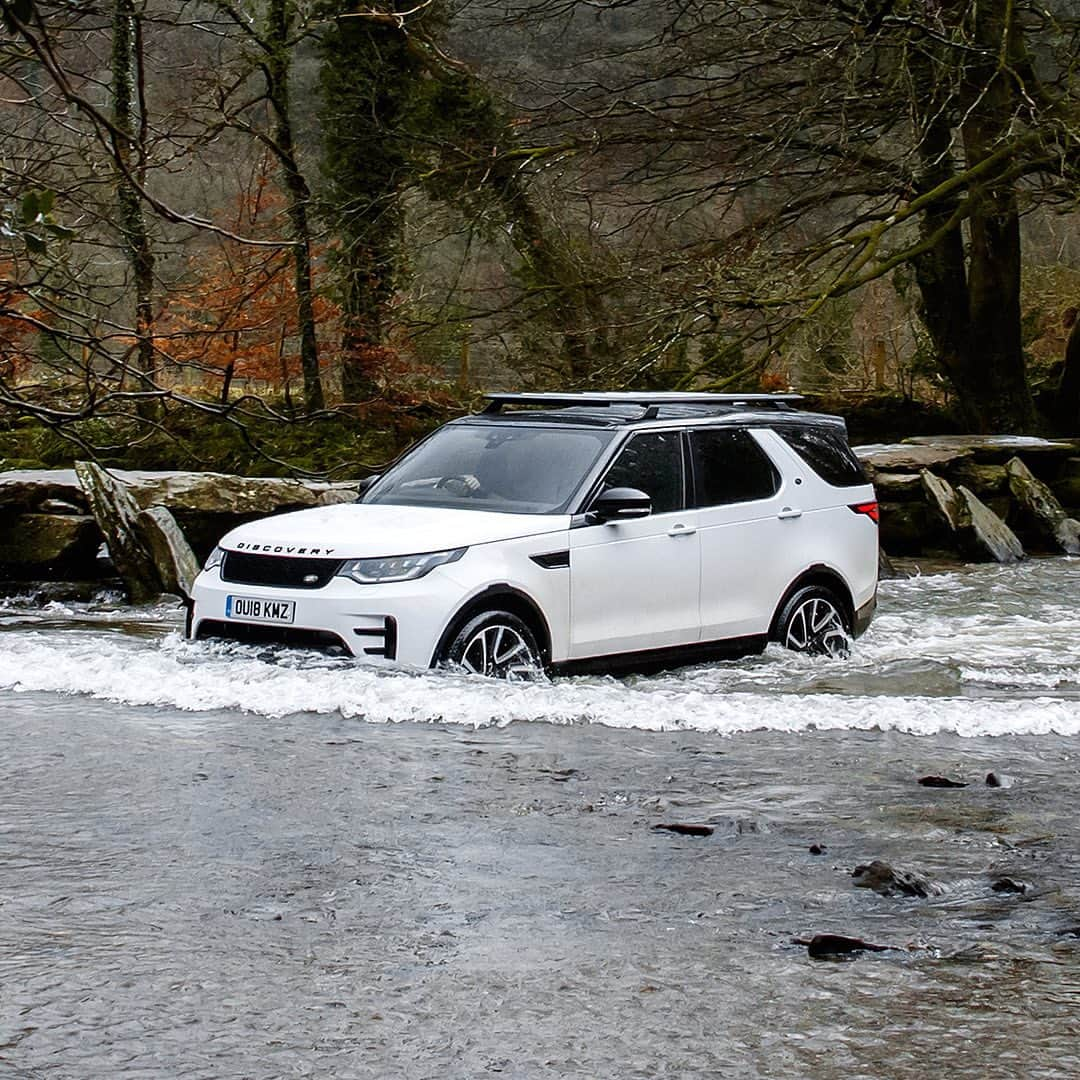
left=0, top=0, right=1078, bottom=476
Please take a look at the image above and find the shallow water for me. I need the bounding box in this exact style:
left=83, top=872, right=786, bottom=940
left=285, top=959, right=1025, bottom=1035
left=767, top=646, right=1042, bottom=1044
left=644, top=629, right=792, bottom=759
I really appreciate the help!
left=1, top=559, right=1079, bottom=1077
left=0, top=558, right=1077, bottom=734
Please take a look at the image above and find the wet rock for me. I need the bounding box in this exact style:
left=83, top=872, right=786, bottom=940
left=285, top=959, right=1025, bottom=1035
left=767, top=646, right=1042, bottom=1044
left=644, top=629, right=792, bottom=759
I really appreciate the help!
left=1005, top=456, right=1080, bottom=555
left=990, top=876, right=1030, bottom=895
left=950, top=462, right=1009, bottom=497
left=855, top=444, right=972, bottom=473
left=852, top=860, right=938, bottom=898
left=75, top=462, right=163, bottom=604
left=877, top=499, right=942, bottom=554
left=0, top=513, right=101, bottom=578
left=137, top=506, right=201, bottom=597
left=39, top=498, right=84, bottom=515
left=955, top=486, right=1025, bottom=564
left=801, top=934, right=893, bottom=960
left=985, top=772, right=1016, bottom=789
left=903, top=435, right=1078, bottom=463
left=918, top=775, right=968, bottom=788
left=653, top=823, right=714, bottom=837
left=809, top=843, right=827, bottom=855
left=921, top=469, right=964, bottom=532
left=0, top=470, right=87, bottom=511
left=872, top=471, right=924, bottom=497
left=1056, top=926, right=1080, bottom=938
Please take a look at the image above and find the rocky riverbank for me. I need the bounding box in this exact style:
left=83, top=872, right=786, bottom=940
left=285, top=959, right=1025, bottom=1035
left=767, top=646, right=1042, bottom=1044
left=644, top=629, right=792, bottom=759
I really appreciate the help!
left=0, top=434, right=1077, bottom=592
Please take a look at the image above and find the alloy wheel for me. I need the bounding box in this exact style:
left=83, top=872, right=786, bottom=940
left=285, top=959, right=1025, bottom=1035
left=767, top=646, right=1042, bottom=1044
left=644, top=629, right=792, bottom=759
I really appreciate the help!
left=783, top=596, right=850, bottom=658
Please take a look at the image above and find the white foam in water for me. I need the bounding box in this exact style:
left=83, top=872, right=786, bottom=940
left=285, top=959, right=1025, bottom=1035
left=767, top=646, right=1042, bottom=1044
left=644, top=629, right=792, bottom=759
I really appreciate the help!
left=0, top=560, right=1077, bottom=735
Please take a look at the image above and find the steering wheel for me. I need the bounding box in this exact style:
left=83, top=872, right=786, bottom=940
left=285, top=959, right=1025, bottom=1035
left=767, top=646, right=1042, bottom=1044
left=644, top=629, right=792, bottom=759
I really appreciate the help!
left=435, top=474, right=485, bottom=498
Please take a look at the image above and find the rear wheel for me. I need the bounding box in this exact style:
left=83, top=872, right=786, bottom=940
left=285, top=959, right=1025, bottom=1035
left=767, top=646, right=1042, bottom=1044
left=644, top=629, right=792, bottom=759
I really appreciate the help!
left=775, top=586, right=851, bottom=658
left=442, top=610, right=544, bottom=680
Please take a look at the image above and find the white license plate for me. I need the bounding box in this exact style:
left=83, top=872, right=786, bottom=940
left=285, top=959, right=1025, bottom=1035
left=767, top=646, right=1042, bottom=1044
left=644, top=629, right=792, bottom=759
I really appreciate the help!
left=225, top=595, right=296, bottom=625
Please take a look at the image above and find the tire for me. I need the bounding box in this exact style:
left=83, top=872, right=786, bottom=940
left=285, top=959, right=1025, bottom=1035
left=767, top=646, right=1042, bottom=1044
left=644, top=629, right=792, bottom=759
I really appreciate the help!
left=441, top=609, right=545, bottom=680
left=774, top=586, right=851, bottom=659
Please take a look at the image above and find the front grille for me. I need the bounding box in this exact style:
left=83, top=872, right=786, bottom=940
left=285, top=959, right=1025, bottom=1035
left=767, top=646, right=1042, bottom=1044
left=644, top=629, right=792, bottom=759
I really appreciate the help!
left=221, top=551, right=343, bottom=589
left=196, top=619, right=349, bottom=654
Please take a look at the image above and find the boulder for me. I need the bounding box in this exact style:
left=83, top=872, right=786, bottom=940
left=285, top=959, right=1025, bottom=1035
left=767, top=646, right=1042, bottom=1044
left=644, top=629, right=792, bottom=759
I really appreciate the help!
left=854, top=443, right=972, bottom=474
left=1005, top=456, right=1080, bottom=555
left=956, top=485, right=1025, bottom=563
left=137, top=506, right=202, bottom=597
left=803, top=934, right=894, bottom=960
left=878, top=499, right=945, bottom=554
left=852, top=860, right=939, bottom=898
left=0, top=513, right=101, bottom=578
left=75, top=462, right=163, bottom=604
left=870, top=471, right=924, bottom=498
left=950, top=462, right=1009, bottom=497
left=903, top=435, right=1078, bottom=462
left=921, top=469, right=963, bottom=532
left=0, top=470, right=88, bottom=512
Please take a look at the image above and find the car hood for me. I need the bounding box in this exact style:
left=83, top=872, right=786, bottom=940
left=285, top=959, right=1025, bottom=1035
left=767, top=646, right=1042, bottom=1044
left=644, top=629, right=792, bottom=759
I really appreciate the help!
left=219, top=503, right=571, bottom=559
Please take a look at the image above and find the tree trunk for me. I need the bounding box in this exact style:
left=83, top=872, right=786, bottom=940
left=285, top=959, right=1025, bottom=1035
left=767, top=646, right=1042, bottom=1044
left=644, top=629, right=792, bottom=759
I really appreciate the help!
left=111, top=0, right=156, bottom=411
left=910, top=1, right=1037, bottom=433
left=266, top=0, right=324, bottom=413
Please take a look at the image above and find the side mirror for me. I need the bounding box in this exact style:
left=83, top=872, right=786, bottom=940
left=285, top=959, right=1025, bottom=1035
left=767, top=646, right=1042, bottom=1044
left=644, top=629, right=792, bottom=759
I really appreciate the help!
left=354, top=474, right=381, bottom=500
left=588, top=486, right=652, bottom=524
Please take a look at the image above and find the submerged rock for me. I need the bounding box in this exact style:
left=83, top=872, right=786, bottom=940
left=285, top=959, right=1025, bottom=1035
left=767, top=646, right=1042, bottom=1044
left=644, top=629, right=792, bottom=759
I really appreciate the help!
left=802, top=934, right=893, bottom=960
left=985, top=772, right=1016, bottom=789
left=918, top=775, right=968, bottom=788
left=653, top=823, right=714, bottom=838
left=852, top=860, right=938, bottom=898
left=1005, top=456, right=1080, bottom=555
left=990, top=876, right=1030, bottom=895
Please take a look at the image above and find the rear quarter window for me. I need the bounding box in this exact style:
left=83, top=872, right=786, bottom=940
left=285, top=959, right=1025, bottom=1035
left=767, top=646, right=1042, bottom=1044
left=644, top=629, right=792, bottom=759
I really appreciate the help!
left=774, top=426, right=867, bottom=488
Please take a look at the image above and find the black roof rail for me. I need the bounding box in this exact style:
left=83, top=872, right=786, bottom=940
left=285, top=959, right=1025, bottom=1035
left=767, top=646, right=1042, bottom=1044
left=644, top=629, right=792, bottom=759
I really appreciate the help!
left=481, top=391, right=804, bottom=414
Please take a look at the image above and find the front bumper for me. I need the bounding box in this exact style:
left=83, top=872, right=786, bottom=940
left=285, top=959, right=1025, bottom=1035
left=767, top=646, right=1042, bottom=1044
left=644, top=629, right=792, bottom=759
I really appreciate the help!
left=189, top=566, right=467, bottom=668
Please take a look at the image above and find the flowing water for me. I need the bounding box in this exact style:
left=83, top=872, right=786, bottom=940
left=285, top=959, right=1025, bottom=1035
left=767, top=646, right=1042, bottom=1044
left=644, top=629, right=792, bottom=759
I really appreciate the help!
left=1, top=559, right=1078, bottom=1077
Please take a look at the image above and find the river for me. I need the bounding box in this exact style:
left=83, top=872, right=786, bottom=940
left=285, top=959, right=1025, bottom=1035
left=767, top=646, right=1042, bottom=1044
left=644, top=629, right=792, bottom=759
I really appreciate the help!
left=1, top=558, right=1078, bottom=1077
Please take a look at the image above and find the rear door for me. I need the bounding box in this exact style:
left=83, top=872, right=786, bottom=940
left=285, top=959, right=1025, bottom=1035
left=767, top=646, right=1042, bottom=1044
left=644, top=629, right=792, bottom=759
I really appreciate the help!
left=568, top=429, right=701, bottom=658
left=692, top=427, right=797, bottom=641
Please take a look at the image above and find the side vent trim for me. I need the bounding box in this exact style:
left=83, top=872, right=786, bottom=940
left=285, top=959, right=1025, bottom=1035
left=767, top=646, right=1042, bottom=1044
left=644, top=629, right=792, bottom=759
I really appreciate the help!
left=530, top=551, right=570, bottom=570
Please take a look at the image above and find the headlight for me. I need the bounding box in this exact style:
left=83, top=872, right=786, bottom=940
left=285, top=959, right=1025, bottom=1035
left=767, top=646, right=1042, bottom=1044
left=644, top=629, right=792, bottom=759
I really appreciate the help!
left=203, top=546, right=226, bottom=572
left=337, top=547, right=466, bottom=584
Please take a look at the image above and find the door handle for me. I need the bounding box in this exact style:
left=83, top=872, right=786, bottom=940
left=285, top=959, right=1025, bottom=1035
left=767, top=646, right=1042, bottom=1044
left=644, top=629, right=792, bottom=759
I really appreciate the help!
left=667, top=524, right=697, bottom=537
left=777, top=507, right=803, bottom=520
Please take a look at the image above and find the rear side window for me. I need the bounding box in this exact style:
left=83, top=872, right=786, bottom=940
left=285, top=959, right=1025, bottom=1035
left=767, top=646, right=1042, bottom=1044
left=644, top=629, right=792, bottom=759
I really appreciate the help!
left=599, top=430, right=685, bottom=514
left=689, top=429, right=780, bottom=507
left=774, top=426, right=867, bottom=488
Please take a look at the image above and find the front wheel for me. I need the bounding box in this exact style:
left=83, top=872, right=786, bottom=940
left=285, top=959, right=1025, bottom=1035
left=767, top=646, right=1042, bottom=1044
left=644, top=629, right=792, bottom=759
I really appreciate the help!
left=775, top=586, right=851, bottom=659
left=441, top=610, right=545, bottom=680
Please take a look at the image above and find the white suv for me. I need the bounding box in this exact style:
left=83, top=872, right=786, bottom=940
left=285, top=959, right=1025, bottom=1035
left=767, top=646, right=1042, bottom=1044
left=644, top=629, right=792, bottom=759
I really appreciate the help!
left=189, top=393, right=878, bottom=676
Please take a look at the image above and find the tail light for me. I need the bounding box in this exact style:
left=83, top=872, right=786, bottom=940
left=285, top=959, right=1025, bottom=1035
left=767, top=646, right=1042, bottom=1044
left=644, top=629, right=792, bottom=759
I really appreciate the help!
left=849, top=500, right=879, bottom=524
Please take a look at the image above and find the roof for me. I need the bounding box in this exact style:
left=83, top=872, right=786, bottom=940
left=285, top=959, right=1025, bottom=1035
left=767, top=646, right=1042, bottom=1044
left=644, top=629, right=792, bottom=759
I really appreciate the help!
left=463, top=391, right=842, bottom=430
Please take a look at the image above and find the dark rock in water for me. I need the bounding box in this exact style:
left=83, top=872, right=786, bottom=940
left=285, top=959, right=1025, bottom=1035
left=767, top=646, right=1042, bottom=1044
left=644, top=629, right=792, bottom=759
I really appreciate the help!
left=653, top=823, right=714, bottom=838
left=0, top=513, right=101, bottom=579
left=1056, top=926, right=1080, bottom=938
left=990, top=877, right=1029, bottom=895
left=809, top=843, right=827, bottom=855
left=956, top=485, right=1026, bottom=563
left=985, top=772, right=1016, bottom=789
left=802, top=934, right=892, bottom=960
left=852, top=860, right=938, bottom=898
left=918, top=775, right=968, bottom=788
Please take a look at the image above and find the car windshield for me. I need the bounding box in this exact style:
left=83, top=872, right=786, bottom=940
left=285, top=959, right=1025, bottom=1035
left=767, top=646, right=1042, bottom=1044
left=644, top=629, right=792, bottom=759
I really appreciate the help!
left=363, top=423, right=616, bottom=514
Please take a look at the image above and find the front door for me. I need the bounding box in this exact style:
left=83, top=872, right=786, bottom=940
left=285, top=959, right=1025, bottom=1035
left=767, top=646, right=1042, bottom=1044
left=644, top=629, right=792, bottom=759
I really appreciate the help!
left=568, top=430, right=701, bottom=658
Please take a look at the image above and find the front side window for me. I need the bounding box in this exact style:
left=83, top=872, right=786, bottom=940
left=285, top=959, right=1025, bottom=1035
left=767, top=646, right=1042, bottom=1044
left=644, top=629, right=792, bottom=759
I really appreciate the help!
left=596, top=430, right=685, bottom=515
left=364, top=423, right=616, bottom=514
left=690, top=428, right=780, bottom=507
